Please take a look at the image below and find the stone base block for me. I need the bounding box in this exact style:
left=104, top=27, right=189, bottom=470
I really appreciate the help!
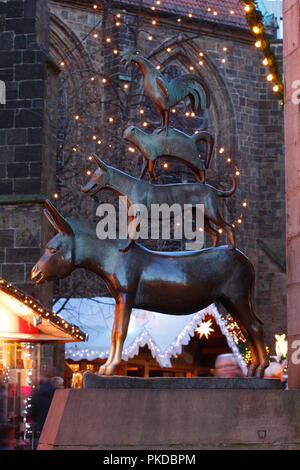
left=38, top=374, right=300, bottom=450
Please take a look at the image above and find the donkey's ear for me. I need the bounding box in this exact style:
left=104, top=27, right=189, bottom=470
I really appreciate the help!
left=43, top=200, right=73, bottom=235
left=93, top=154, right=109, bottom=171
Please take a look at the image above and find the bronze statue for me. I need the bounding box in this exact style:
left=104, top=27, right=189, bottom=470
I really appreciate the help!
left=31, top=201, right=269, bottom=378
left=122, top=51, right=210, bottom=132
left=81, top=155, right=237, bottom=248
left=123, top=126, right=214, bottom=182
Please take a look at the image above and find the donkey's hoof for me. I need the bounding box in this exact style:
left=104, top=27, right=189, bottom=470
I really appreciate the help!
left=247, top=364, right=258, bottom=377
left=104, top=365, right=116, bottom=376
left=98, top=365, right=108, bottom=375
left=255, top=364, right=268, bottom=378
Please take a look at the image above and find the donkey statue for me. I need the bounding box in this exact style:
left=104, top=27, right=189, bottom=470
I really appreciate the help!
left=31, top=200, right=269, bottom=377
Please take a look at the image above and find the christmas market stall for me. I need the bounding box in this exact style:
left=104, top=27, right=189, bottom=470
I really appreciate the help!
left=0, top=279, right=86, bottom=448
left=56, top=297, right=248, bottom=383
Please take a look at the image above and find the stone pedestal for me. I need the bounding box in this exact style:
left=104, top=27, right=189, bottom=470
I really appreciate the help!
left=38, top=374, right=300, bottom=450
left=283, top=0, right=300, bottom=389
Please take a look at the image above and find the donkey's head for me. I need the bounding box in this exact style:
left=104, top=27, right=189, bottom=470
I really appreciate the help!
left=31, top=200, right=75, bottom=285
left=81, top=155, right=110, bottom=196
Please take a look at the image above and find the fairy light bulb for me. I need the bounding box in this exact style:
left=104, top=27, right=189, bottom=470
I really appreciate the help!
left=102, top=78, right=107, bottom=84
left=255, top=40, right=262, bottom=48
left=219, top=147, right=225, bottom=154
left=156, top=65, right=161, bottom=70
left=199, top=60, right=204, bottom=66
left=188, top=13, right=193, bottom=18
left=115, top=21, right=121, bottom=26
left=235, top=170, right=240, bottom=176
left=262, top=58, right=269, bottom=66
left=244, top=4, right=251, bottom=13
left=152, top=20, right=157, bottom=25
left=223, top=47, right=228, bottom=52
left=60, top=61, right=65, bottom=67
left=142, top=121, right=148, bottom=127
left=93, top=33, right=99, bottom=38
left=124, top=83, right=129, bottom=89
left=267, top=73, right=273, bottom=81
left=189, top=66, right=194, bottom=71
left=86, top=170, right=92, bottom=176
left=92, top=135, right=97, bottom=140
left=148, top=35, right=153, bottom=41
left=273, top=84, right=280, bottom=92
left=163, top=163, right=169, bottom=168
left=53, top=193, right=59, bottom=199
left=113, top=49, right=118, bottom=54
left=199, top=52, right=204, bottom=57
left=139, top=109, right=144, bottom=114
left=108, top=117, right=114, bottom=123
left=90, top=76, right=95, bottom=81
left=242, top=201, right=248, bottom=207
left=237, top=218, right=242, bottom=224
left=252, top=26, right=261, bottom=34
left=74, top=115, right=80, bottom=120
left=106, top=37, right=111, bottom=43
left=93, top=4, right=98, bottom=9
left=226, top=157, right=232, bottom=163
left=166, top=47, right=172, bottom=52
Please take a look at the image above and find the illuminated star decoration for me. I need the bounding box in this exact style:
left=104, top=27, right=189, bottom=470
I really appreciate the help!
left=195, top=319, right=214, bottom=339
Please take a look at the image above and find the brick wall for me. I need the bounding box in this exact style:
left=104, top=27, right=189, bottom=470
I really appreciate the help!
left=0, top=0, right=55, bottom=305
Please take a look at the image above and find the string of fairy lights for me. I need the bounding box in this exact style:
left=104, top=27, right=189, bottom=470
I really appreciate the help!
left=51, top=0, right=283, bottom=233
left=0, top=279, right=86, bottom=341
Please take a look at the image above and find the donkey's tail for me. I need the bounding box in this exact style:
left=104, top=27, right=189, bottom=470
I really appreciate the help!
left=249, top=262, right=264, bottom=325
left=217, top=175, right=237, bottom=198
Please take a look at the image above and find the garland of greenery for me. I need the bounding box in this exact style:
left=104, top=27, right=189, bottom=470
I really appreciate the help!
left=240, top=0, right=284, bottom=101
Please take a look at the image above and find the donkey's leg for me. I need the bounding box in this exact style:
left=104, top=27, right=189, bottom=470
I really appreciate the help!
left=251, top=324, right=269, bottom=378
left=98, top=310, right=119, bottom=374
left=223, top=298, right=262, bottom=377
left=103, top=295, right=133, bottom=376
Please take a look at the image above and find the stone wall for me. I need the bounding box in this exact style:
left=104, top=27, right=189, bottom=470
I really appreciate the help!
left=0, top=0, right=55, bottom=303
left=0, top=0, right=63, bottom=373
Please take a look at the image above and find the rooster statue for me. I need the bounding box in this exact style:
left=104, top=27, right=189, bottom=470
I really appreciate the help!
left=122, top=50, right=210, bottom=132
